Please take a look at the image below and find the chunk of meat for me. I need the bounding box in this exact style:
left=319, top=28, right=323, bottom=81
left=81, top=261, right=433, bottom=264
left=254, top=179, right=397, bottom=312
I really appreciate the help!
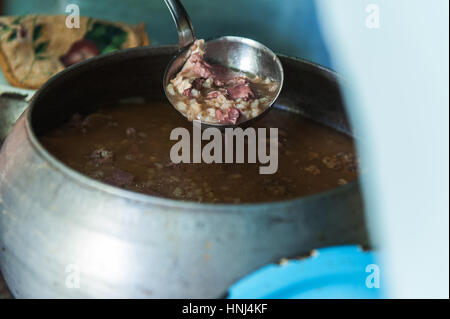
left=181, top=52, right=213, bottom=79
left=227, top=83, right=254, bottom=101
left=103, top=170, right=134, bottom=187
left=183, top=88, right=192, bottom=97
left=180, top=40, right=235, bottom=85
left=210, top=65, right=234, bottom=86
left=215, top=109, right=224, bottom=122
left=228, top=107, right=240, bottom=124
left=215, top=107, right=240, bottom=124
left=192, top=78, right=205, bottom=90
left=191, top=55, right=214, bottom=78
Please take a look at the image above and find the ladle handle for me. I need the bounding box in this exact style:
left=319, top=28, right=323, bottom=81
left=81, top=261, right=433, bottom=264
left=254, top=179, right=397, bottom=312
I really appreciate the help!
left=164, top=0, right=196, bottom=48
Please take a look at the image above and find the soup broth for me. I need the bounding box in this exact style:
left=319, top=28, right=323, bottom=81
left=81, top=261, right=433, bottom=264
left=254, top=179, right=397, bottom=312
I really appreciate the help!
left=39, top=101, right=358, bottom=203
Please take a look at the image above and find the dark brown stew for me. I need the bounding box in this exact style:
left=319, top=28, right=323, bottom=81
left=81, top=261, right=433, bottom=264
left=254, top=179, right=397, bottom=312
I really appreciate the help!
left=39, top=100, right=358, bottom=203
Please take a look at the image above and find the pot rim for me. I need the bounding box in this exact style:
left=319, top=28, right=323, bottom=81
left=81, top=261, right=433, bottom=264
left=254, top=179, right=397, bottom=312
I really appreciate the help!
left=25, top=45, right=359, bottom=211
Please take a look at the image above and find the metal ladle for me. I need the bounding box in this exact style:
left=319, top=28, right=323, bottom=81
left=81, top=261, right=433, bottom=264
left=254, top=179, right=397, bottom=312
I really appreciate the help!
left=163, top=0, right=284, bottom=128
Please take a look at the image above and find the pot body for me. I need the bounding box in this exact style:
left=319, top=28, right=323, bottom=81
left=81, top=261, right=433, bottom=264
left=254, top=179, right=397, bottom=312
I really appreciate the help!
left=0, top=46, right=367, bottom=298
left=0, top=94, right=29, bottom=145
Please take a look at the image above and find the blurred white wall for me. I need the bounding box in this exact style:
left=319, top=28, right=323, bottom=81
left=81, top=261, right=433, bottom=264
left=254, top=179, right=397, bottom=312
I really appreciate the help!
left=316, top=0, right=449, bottom=298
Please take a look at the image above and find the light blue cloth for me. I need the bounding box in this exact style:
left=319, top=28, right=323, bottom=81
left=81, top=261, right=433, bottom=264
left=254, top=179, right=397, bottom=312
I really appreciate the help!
left=316, top=0, right=449, bottom=298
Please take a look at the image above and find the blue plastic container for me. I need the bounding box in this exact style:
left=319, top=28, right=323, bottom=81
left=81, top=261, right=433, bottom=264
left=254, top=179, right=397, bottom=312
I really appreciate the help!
left=228, top=245, right=383, bottom=299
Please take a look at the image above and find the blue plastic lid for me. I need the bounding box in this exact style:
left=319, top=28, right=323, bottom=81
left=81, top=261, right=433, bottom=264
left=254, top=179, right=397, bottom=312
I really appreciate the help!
left=228, top=245, right=383, bottom=299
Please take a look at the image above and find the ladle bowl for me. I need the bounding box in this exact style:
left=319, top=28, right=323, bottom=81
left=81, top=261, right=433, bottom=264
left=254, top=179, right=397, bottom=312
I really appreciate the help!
left=162, top=0, right=284, bottom=128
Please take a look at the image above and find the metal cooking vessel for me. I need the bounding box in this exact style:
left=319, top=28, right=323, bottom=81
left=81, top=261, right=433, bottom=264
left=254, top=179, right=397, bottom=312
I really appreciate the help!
left=0, top=46, right=367, bottom=298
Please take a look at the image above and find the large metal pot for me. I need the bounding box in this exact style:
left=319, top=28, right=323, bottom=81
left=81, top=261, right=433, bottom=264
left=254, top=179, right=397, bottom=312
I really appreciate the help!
left=0, top=46, right=367, bottom=298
